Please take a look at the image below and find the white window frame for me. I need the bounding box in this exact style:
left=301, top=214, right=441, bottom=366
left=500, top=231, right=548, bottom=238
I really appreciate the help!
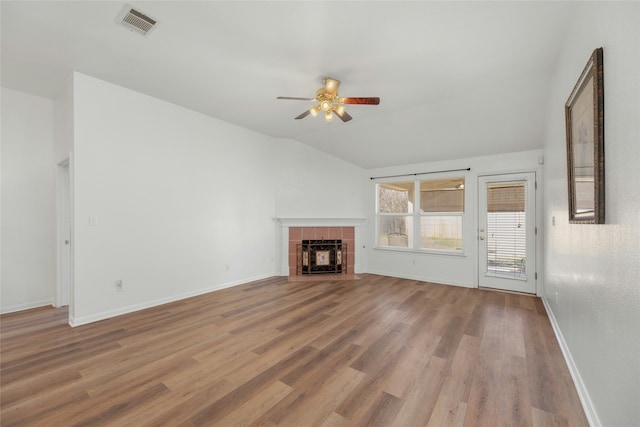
left=375, top=177, right=465, bottom=255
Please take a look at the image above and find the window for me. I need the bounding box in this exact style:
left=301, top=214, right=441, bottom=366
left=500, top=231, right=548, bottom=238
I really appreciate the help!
left=377, top=177, right=464, bottom=252
left=377, top=181, right=414, bottom=248
left=419, top=178, right=464, bottom=250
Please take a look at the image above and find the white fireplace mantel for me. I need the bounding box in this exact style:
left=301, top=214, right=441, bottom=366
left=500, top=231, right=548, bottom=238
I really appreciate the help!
left=276, top=217, right=366, bottom=227
left=275, top=217, right=367, bottom=276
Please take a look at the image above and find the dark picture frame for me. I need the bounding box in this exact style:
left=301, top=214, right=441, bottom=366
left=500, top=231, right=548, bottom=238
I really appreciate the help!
left=565, top=47, right=605, bottom=224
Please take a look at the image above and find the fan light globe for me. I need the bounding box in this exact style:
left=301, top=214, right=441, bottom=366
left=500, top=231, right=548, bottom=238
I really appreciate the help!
left=324, top=78, right=340, bottom=96
left=320, top=100, right=332, bottom=112
left=325, top=112, right=333, bottom=122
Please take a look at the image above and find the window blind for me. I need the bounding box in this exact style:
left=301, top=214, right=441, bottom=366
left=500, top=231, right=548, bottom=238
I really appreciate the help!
left=485, top=182, right=527, bottom=278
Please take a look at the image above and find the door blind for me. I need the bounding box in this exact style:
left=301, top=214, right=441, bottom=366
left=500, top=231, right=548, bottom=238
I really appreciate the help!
left=485, top=182, right=527, bottom=279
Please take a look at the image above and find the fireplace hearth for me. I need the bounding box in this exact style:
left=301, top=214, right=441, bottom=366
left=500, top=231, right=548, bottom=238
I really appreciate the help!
left=297, top=239, right=346, bottom=275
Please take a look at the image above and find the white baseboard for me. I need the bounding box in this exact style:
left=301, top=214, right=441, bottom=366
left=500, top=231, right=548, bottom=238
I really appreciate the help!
left=364, top=269, right=474, bottom=289
left=1, top=300, right=53, bottom=315
left=69, top=273, right=275, bottom=327
left=541, top=297, right=600, bottom=427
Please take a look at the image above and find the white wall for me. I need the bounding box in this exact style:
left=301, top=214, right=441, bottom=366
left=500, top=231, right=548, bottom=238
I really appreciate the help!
left=272, top=138, right=368, bottom=275
left=1, top=88, right=56, bottom=313
left=542, top=3, right=640, bottom=426
left=53, top=73, right=74, bottom=165
left=70, top=73, right=368, bottom=326
left=365, top=150, right=543, bottom=289
left=0, top=73, right=368, bottom=324
left=274, top=137, right=366, bottom=219
left=71, top=73, right=280, bottom=325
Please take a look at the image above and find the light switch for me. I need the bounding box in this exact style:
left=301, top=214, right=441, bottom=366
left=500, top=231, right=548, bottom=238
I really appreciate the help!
left=88, top=215, right=98, bottom=226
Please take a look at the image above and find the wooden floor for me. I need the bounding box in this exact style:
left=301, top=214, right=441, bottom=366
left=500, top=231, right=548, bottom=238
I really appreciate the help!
left=0, top=274, right=588, bottom=426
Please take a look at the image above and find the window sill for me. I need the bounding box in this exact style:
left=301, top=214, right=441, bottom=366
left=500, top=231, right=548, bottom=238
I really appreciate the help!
left=373, top=246, right=467, bottom=257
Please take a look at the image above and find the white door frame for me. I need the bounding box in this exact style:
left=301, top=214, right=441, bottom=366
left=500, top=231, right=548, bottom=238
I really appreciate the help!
left=56, top=157, right=73, bottom=312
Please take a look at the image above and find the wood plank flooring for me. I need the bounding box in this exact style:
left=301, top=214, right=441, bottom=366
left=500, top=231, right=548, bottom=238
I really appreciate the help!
left=0, top=274, right=588, bottom=426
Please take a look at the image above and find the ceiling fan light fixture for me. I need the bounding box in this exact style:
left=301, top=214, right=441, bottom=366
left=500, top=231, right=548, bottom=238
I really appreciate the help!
left=277, top=77, right=379, bottom=123
left=324, top=78, right=340, bottom=96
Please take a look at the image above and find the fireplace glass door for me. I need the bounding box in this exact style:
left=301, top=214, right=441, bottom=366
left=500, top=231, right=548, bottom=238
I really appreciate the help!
left=298, top=240, right=345, bottom=274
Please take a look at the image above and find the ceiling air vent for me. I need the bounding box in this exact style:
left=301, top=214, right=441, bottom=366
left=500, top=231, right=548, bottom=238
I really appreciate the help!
left=116, top=5, right=158, bottom=36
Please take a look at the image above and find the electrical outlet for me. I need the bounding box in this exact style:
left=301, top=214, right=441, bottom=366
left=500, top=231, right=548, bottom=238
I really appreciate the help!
left=115, top=279, right=123, bottom=292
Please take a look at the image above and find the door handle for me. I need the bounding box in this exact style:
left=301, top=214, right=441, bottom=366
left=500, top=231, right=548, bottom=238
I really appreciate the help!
left=65, top=240, right=70, bottom=245
left=479, top=236, right=485, bottom=240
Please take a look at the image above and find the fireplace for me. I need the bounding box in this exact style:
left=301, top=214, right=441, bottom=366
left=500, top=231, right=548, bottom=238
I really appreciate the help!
left=288, top=226, right=354, bottom=276
left=276, top=218, right=365, bottom=277
left=298, top=239, right=346, bottom=275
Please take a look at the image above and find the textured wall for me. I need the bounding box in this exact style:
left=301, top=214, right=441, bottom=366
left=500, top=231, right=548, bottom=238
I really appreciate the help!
left=542, top=3, right=640, bottom=426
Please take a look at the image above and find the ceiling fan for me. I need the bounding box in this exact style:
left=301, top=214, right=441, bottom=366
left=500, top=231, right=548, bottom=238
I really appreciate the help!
left=277, top=77, right=380, bottom=123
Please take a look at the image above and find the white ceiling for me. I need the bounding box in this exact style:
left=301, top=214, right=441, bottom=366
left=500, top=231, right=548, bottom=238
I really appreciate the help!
left=1, top=1, right=574, bottom=169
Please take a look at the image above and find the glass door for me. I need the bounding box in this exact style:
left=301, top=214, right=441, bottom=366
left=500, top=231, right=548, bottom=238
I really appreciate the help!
left=478, top=173, right=536, bottom=294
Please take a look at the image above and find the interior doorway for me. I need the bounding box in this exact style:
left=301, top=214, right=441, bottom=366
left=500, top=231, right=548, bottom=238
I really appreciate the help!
left=56, top=160, right=71, bottom=307
left=478, top=173, right=536, bottom=294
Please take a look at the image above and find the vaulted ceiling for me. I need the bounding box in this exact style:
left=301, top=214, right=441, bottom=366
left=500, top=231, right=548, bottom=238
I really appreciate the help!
left=1, top=1, right=574, bottom=169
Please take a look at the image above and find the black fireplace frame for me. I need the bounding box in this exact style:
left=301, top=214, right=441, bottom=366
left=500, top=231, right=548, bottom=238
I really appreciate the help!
left=297, top=239, right=347, bottom=275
